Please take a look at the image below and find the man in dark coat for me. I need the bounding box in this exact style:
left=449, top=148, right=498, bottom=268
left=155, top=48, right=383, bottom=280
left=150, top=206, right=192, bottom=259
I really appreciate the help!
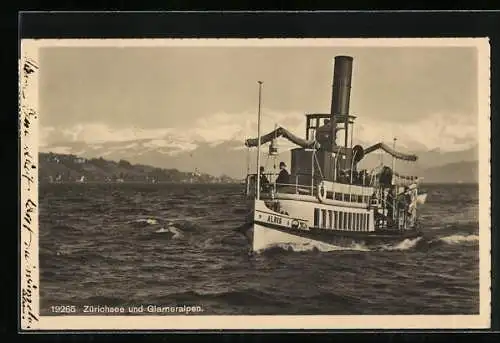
left=275, top=161, right=290, bottom=186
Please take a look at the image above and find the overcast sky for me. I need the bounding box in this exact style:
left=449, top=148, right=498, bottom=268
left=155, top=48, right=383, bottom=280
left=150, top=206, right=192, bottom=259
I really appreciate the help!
left=39, top=45, right=479, bottom=152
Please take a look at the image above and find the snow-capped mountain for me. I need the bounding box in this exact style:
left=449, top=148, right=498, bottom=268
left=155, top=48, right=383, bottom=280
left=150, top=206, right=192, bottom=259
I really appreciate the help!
left=40, top=134, right=479, bottom=181
left=39, top=110, right=480, bottom=179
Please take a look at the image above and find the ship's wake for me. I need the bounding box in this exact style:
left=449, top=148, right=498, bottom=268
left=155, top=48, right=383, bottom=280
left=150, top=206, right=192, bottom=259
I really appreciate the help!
left=373, top=234, right=479, bottom=252
left=375, top=237, right=423, bottom=251
left=256, top=241, right=370, bottom=254
left=253, top=233, right=478, bottom=255
left=432, top=234, right=479, bottom=245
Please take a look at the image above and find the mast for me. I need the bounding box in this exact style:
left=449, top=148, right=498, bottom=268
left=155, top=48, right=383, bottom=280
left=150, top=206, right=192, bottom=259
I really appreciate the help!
left=392, top=137, right=397, bottom=185
left=256, top=81, right=263, bottom=200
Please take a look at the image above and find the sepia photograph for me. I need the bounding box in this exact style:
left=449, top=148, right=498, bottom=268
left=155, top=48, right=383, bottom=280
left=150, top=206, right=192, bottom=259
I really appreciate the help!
left=19, top=38, right=490, bottom=330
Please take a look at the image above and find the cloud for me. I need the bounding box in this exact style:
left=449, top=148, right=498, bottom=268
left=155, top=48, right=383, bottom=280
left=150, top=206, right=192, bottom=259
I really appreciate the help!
left=40, top=123, right=193, bottom=152
left=196, top=109, right=478, bottom=152
left=353, top=112, right=478, bottom=151
left=40, top=110, right=477, bottom=154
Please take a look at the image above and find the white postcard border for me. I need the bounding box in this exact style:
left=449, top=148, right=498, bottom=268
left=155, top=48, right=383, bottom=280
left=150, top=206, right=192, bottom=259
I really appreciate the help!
left=19, top=37, right=491, bottom=331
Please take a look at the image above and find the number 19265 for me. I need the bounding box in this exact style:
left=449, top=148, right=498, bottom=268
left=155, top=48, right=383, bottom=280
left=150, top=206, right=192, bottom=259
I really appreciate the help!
left=50, top=305, right=77, bottom=313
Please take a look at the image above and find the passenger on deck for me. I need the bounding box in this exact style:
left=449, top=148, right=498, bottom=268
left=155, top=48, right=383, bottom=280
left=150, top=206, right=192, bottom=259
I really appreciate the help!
left=396, top=186, right=410, bottom=213
left=259, top=166, right=270, bottom=191
left=275, top=161, right=290, bottom=187
left=403, top=186, right=412, bottom=214
left=386, top=188, right=394, bottom=218
left=339, top=170, right=349, bottom=184
left=336, top=170, right=344, bottom=183
left=352, top=170, right=359, bottom=185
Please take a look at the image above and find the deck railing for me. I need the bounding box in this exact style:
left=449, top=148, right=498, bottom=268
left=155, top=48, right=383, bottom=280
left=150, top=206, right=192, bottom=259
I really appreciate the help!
left=246, top=172, right=318, bottom=196
left=245, top=170, right=419, bottom=201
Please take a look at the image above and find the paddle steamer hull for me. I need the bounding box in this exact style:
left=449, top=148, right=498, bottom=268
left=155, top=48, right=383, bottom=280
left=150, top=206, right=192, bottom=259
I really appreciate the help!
left=242, top=198, right=422, bottom=252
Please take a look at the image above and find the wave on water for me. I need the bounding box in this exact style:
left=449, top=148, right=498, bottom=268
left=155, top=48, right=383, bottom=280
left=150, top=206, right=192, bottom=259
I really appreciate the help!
left=378, top=237, right=423, bottom=251
left=437, top=234, right=479, bottom=245
left=154, top=225, right=184, bottom=239
left=257, top=241, right=370, bottom=254
left=129, top=218, right=161, bottom=229
left=255, top=234, right=473, bottom=255
left=135, top=218, right=159, bottom=225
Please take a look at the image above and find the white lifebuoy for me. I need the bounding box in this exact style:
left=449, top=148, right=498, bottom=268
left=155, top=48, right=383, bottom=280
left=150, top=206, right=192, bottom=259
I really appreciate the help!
left=317, top=181, right=327, bottom=202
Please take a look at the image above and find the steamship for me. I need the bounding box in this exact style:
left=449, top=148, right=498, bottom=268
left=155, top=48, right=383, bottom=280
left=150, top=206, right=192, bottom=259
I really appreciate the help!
left=239, top=56, right=428, bottom=252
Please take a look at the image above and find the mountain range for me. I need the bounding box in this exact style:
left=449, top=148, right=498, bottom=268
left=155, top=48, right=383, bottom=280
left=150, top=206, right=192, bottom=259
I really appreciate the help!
left=41, top=136, right=479, bottom=183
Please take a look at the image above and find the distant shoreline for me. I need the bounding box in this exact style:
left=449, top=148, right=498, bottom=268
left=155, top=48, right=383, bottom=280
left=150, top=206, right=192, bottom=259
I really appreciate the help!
left=39, top=181, right=244, bottom=186
left=38, top=181, right=476, bottom=186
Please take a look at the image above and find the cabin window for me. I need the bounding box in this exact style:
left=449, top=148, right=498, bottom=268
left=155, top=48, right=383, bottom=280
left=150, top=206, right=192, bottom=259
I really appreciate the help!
left=355, top=213, right=358, bottom=231
left=335, top=193, right=343, bottom=201
left=321, top=209, right=327, bottom=228
left=343, top=194, right=350, bottom=202
left=363, top=196, right=369, bottom=203
left=328, top=210, right=333, bottom=229
left=365, top=213, right=369, bottom=231
left=339, top=211, right=344, bottom=230
left=326, top=191, right=334, bottom=199
left=314, top=208, right=320, bottom=227
left=334, top=211, right=339, bottom=230
left=347, top=212, right=351, bottom=230
left=357, top=195, right=363, bottom=203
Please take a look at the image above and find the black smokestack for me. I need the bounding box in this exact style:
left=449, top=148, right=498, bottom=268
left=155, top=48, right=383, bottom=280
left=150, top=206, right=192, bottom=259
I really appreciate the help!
left=330, top=56, right=353, bottom=148
left=330, top=55, right=353, bottom=117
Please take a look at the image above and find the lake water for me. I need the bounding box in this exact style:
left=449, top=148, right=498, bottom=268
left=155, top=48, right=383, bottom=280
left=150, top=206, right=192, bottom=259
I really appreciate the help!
left=39, top=183, right=479, bottom=315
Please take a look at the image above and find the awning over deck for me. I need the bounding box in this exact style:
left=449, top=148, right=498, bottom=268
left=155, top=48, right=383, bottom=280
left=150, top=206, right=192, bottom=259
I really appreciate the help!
left=245, top=127, right=418, bottom=162
left=245, top=126, right=320, bottom=149
left=364, top=142, right=418, bottom=162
